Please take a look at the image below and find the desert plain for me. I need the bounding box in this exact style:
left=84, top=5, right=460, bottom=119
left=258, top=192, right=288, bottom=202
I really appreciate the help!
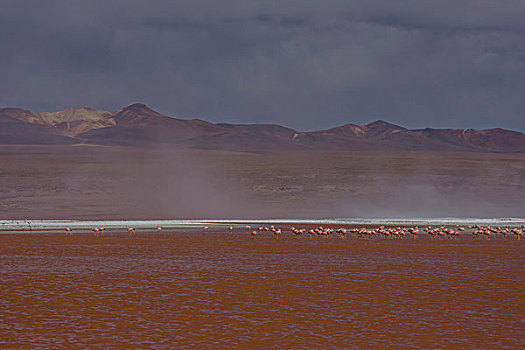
left=1, top=145, right=524, bottom=220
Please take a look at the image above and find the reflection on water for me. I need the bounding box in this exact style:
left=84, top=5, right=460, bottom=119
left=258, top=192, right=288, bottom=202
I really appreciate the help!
left=0, top=232, right=523, bottom=349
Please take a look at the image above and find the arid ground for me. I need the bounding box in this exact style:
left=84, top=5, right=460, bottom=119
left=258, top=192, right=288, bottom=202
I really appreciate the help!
left=0, top=230, right=523, bottom=349
left=1, top=145, right=524, bottom=220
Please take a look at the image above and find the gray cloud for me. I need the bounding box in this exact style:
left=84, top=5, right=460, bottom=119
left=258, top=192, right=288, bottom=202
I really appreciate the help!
left=1, top=0, right=524, bottom=131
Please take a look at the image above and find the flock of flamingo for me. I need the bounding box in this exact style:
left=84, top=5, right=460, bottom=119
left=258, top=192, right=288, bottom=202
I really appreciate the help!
left=242, top=224, right=525, bottom=240
left=55, top=223, right=524, bottom=240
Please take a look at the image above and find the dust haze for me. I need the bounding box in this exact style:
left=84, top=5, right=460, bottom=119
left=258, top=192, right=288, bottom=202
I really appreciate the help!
left=114, top=149, right=259, bottom=219
left=0, top=146, right=523, bottom=220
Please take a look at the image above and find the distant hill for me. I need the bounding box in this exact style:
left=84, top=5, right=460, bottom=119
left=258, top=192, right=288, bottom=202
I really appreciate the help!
left=1, top=103, right=524, bottom=153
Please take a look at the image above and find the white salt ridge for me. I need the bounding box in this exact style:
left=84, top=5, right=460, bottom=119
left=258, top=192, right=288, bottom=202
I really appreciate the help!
left=216, top=218, right=525, bottom=226
left=0, top=220, right=209, bottom=231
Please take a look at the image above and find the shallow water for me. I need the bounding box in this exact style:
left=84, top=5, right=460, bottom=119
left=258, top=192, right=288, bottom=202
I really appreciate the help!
left=0, top=231, right=523, bottom=349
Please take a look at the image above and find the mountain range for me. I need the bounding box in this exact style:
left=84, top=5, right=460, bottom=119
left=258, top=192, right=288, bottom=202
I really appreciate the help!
left=1, top=103, right=524, bottom=153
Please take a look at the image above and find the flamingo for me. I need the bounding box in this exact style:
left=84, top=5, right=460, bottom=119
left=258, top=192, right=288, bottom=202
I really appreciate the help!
left=294, top=229, right=305, bottom=237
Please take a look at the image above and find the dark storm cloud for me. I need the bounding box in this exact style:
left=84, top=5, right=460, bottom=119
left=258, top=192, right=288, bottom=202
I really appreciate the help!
left=1, top=0, right=524, bottom=131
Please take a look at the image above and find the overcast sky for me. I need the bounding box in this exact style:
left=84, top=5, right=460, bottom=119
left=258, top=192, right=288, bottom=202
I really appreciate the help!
left=1, top=0, right=524, bottom=131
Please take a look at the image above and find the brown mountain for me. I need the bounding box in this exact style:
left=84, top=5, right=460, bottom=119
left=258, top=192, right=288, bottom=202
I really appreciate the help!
left=1, top=104, right=524, bottom=153
left=0, top=108, right=77, bottom=144
left=79, top=103, right=227, bottom=146
left=191, top=123, right=300, bottom=152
